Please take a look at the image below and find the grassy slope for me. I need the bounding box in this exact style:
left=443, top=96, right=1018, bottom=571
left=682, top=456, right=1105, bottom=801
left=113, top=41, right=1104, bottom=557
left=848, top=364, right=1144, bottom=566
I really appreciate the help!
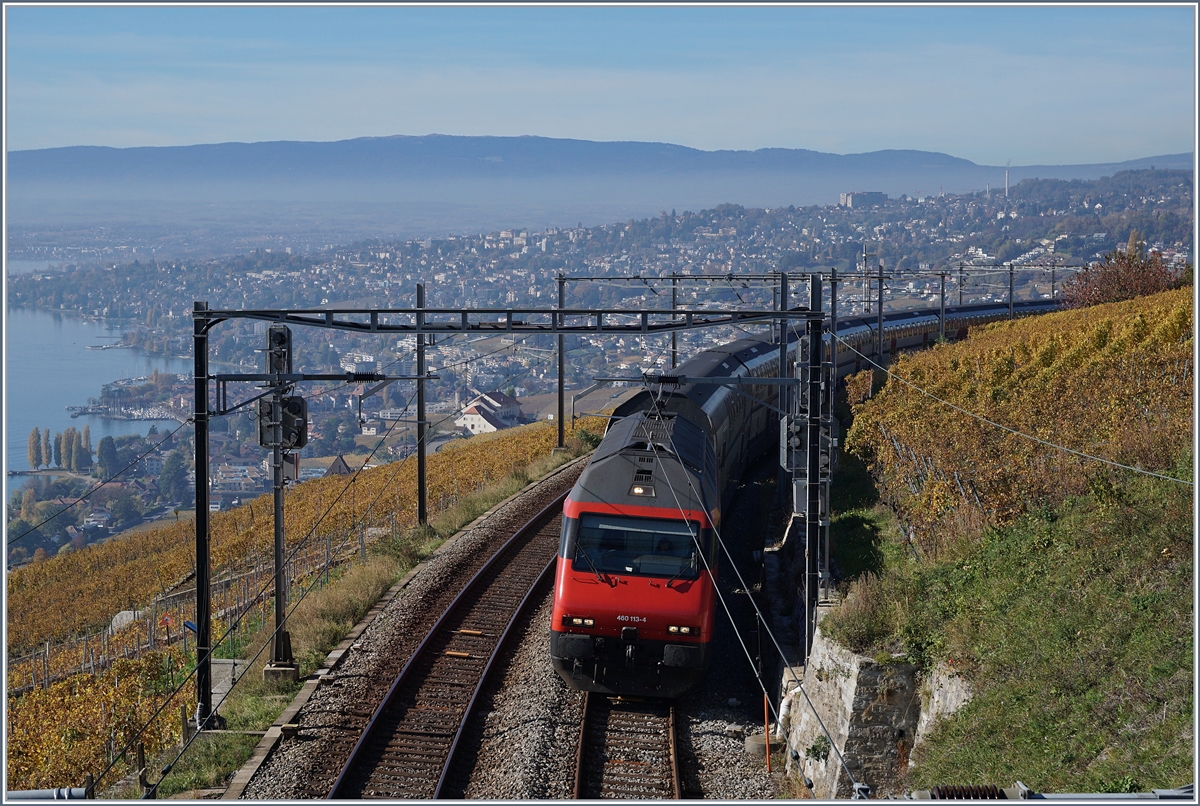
left=908, top=464, right=1191, bottom=793
left=824, top=291, right=1194, bottom=793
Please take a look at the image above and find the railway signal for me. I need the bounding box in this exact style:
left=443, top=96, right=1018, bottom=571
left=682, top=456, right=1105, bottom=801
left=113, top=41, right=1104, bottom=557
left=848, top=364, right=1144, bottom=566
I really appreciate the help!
left=257, top=395, right=308, bottom=450
left=266, top=324, right=292, bottom=374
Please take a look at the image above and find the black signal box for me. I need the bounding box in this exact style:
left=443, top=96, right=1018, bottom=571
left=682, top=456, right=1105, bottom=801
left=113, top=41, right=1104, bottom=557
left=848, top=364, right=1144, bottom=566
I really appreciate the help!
left=266, top=325, right=292, bottom=375
left=258, top=395, right=308, bottom=450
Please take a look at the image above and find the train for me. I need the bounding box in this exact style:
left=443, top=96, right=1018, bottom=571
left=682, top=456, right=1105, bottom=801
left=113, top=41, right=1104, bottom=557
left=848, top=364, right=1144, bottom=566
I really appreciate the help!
left=550, top=298, right=1058, bottom=698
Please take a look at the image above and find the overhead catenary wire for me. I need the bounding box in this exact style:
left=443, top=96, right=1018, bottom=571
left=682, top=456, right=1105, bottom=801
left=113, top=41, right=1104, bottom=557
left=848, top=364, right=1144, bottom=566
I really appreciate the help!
left=158, top=357, right=556, bottom=788
left=635, top=384, right=864, bottom=795
left=145, top=337, right=562, bottom=767
left=146, top=404, right=426, bottom=796
left=832, top=334, right=1193, bottom=486
left=95, top=344, right=429, bottom=791
left=94, top=391, right=418, bottom=796
left=76, top=326, right=568, bottom=794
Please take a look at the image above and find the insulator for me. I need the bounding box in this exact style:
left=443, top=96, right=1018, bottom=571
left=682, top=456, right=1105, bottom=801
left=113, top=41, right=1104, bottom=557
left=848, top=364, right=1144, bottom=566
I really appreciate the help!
left=929, top=784, right=1004, bottom=799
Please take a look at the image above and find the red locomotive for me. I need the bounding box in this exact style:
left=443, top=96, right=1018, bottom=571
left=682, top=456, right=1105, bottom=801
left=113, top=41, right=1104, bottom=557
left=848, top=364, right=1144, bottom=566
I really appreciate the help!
left=550, top=335, right=781, bottom=698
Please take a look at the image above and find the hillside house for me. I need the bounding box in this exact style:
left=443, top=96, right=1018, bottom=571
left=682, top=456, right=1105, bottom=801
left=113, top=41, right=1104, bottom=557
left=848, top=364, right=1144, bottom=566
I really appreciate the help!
left=454, top=390, right=523, bottom=435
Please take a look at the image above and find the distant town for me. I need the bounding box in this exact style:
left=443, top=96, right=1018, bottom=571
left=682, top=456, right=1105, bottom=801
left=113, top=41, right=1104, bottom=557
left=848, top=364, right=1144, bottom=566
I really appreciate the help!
left=6, top=168, right=1192, bottom=566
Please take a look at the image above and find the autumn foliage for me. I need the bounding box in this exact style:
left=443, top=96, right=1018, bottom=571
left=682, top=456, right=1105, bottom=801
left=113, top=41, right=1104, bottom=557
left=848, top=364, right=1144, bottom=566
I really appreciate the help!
left=1062, top=231, right=1190, bottom=309
left=7, top=418, right=605, bottom=793
left=846, top=288, right=1193, bottom=549
left=7, top=652, right=188, bottom=791
left=7, top=418, right=604, bottom=656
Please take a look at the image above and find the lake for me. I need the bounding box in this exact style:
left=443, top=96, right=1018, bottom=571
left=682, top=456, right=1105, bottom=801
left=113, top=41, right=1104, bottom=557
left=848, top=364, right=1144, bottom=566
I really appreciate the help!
left=4, top=306, right=193, bottom=473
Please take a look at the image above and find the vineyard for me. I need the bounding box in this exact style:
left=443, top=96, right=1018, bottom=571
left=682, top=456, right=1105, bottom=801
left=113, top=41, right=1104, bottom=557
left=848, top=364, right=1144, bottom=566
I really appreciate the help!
left=7, top=418, right=604, bottom=689
left=831, top=289, right=1193, bottom=793
left=7, top=652, right=190, bottom=792
left=845, top=287, right=1193, bottom=545
left=6, top=417, right=604, bottom=793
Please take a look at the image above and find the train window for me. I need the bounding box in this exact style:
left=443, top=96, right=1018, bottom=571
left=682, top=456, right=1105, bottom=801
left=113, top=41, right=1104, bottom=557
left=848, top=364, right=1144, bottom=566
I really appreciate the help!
left=559, top=516, right=579, bottom=558
left=574, top=514, right=700, bottom=580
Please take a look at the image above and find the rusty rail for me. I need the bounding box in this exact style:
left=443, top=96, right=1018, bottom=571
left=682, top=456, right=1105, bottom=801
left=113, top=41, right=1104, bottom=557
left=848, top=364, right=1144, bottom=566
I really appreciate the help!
left=573, top=692, right=682, bottom=799
left=328, top=493, right=566, bottom=799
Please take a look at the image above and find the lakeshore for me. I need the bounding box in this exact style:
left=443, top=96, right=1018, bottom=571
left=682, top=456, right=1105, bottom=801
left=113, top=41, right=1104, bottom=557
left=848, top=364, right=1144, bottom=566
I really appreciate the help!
left=66, top=403, right=189, bottom=422
left=4, top=306, right=193, bottom=472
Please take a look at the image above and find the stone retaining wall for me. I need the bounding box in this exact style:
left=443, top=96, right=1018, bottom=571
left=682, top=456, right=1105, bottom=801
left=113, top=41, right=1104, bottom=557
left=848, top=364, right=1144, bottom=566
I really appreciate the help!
left=776, top=606, right=972, bottom=798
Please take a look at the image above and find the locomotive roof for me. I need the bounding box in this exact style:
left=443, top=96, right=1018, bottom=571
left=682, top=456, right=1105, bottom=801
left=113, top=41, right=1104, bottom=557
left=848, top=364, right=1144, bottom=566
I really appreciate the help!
left=575, top=411, right=715, bottom=516
left=594, top=411, right=708, bottom=471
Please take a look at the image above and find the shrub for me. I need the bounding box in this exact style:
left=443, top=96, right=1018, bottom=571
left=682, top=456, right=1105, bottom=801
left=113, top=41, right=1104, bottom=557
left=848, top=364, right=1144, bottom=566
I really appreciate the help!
left=1063, top=232, right=1190, bottom=309
left=822, top=573, right=897, bottom=653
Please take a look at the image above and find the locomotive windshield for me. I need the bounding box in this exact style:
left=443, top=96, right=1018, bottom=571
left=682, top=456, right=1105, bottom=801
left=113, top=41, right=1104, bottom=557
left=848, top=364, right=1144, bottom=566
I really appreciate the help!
left=574, top=514, right=700, bottom=580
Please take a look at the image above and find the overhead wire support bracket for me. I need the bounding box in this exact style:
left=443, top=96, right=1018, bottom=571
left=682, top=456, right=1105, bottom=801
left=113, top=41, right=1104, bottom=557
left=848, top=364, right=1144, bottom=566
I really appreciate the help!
left=194, top=305, right=818, bottom=335
left=211, top=373, right=435, bottom=417
left=596, top=374, right=805, bottom=386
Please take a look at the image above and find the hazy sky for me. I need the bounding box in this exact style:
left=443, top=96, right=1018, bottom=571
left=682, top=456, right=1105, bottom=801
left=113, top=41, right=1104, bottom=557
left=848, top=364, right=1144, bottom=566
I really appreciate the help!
left=4, top=4, right=1196, bottom=165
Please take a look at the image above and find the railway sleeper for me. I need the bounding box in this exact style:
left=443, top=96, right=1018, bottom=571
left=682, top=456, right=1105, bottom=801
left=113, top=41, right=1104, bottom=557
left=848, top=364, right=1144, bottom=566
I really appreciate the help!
left=373, top=757, right=448, bottom=771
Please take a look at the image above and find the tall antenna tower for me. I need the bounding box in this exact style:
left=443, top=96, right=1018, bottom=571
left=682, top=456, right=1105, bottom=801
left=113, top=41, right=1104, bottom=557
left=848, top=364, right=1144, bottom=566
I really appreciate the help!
left=1005, top=160, right=1011, bottom=198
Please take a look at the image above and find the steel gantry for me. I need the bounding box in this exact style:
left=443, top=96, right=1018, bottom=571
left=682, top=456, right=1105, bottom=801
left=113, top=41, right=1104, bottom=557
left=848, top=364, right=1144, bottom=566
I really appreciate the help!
left=190, top=294, right=820, bottom=728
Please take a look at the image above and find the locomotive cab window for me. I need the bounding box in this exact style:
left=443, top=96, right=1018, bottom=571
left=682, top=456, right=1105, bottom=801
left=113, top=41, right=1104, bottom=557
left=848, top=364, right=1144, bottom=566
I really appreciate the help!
left=574, top=514, right=700, bottom=580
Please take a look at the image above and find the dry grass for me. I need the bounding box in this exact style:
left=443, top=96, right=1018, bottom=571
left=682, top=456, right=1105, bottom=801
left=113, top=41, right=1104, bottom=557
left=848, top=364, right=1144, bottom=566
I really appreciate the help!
left=287, top=555, right=406, bottom=674
left=822, top=572, right=901, bottom=653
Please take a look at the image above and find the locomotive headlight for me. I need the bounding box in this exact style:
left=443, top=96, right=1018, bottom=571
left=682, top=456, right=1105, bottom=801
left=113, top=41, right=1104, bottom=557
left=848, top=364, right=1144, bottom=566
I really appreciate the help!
left=668, top=625, right=696, bottom=635
left=563, top=615, right=595, bottom=628
left=629, top=484, right=656, bottom=497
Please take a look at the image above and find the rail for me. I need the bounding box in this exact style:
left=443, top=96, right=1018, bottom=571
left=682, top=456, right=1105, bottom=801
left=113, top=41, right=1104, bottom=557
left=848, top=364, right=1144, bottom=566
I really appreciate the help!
left=573, top=692, right=682, bottom=799
left=328, top=492, right=567, bottom=799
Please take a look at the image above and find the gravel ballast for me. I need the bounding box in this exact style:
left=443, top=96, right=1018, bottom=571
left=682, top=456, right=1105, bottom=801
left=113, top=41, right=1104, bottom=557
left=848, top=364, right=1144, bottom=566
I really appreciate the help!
left=239, top=455, right=788, bottom=799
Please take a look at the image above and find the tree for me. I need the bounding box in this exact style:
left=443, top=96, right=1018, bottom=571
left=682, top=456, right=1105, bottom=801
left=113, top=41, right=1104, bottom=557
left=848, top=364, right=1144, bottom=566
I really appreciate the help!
left=160, top=451, right=188, bottom=504
left=110, top=491, right=142, bottom=526
left=41, top=429, right=52, bottom=470
left=27, top=428, right=42, bottom=470
left=21, top=488, right=37, bottom=520
left=8, top=489, right=25, bottom=521
left=1063, top=230, right=1190, bottom=308
left=74, top=432, right=92, bottom=473
left=82, top=425, right=92, bottom=453
left=53, top=432, right=63, bottom=468
left=62, top=427, right=77, bottom=471
left=97, top=436, right=118, bottom=478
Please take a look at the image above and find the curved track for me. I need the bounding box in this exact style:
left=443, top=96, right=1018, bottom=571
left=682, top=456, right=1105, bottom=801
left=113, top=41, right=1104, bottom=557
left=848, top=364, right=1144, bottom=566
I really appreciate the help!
left=573, top=692, right=682, bottom=799
left=327, top=494, right=566, bottom=799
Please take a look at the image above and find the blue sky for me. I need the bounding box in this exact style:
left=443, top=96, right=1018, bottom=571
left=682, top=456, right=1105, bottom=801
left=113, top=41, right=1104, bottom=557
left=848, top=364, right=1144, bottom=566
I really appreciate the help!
left=4, top=5, right=1196, bottom=165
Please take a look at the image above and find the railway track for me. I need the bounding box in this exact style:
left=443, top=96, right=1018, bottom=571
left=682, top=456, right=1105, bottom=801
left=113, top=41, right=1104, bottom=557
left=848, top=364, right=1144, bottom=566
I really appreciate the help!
left=573, top=692, right=682, bottom=799
left=327, top=493, right=566, bottom=799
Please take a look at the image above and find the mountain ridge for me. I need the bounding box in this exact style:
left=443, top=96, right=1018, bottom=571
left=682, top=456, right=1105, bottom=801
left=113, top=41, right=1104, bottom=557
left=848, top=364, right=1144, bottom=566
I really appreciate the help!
left=9, top=133, right=1188, bottom=183
left=7, top=134, right=1191, bottom=245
